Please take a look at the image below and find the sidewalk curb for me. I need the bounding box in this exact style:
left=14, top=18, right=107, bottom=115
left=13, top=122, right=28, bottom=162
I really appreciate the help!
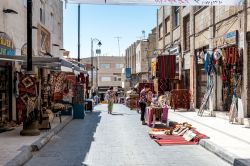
left=4, top=146, right=33, bottom=166
left=199, top=139, right=250, bottom=166
left=31, top=116, right=73, bottom=151
left=4, top=116, right=73, bottom=166
left=170, top=111, right=249, bottom=166
left=199, top=139, right=238, bottom=165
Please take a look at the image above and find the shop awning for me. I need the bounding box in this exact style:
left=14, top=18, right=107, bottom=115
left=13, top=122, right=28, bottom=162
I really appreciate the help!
left=66, top=0, right=242, bottom=6
left=0, top=55, right=24, bottom=62
left=18, top=56, right=73, bottom=72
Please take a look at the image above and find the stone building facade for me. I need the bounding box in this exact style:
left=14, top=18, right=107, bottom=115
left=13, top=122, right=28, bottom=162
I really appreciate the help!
left=125, top=28, right=157, bottom=88
left=81, top=56, right=124, bottom=98
left=156, top=1, right=250, bottom=120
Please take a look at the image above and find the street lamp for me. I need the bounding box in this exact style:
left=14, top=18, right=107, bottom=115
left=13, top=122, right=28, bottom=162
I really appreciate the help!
left=91, top=38, right=102, bottom=97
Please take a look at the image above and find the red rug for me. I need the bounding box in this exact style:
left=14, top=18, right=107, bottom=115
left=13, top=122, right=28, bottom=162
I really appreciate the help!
left=150, top=129, right=208, bottom=146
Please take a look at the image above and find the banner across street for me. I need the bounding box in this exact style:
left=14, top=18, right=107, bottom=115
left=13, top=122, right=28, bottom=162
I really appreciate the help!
left=66, top=0, right=243, bottom=6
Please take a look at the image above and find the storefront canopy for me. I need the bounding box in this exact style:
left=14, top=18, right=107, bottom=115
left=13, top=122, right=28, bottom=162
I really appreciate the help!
left=66, top=0, right=243, bottom=6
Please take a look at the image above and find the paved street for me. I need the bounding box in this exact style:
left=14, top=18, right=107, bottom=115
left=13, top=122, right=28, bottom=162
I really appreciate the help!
left=25, top=104, right=230, bottom=166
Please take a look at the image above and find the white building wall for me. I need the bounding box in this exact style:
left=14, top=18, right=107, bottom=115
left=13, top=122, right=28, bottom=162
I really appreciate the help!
left=0, top=0, right=63, bottom=57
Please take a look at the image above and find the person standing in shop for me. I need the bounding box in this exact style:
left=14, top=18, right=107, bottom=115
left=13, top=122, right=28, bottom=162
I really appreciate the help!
left=106, top=87, right=115, bottom=114
left=139, top=84, right=150, bottom=125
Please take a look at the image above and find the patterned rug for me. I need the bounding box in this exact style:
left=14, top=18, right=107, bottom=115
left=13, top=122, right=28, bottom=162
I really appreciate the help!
left=149, top=129, right=208, bottom=146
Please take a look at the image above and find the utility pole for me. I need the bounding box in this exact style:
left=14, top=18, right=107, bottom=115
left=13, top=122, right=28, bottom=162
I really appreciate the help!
left=27, top=0, right=32, bottom=71
left=78, top=4, right=80, bottom=63
left=114, top=36, right=121, bottom=56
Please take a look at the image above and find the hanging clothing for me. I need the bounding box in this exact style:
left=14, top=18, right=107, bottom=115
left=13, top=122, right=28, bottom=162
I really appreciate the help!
left=204, top=53, right=210, bottom=73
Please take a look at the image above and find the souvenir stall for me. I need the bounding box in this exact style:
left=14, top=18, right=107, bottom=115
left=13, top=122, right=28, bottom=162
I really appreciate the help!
left=196, top=31, right=243, bottom=119
left=125, top=89, right=139, bottom=110
left=145, top=92, right=169, bottom=127
left=215, top=45, right=243, bottom=122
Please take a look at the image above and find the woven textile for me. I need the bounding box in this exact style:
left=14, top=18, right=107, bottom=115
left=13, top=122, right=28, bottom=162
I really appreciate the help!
left=146, top=107, right=168, bottom=127
left=170, top=89, right=190, bottom=110
left=51, top=72, right=66, bottom=101
left=158, top=79, right=170, bottom=95
left=73, top=83, right=85, bottom=104
left=17, top=73, right=37, bottom=122
left=157, top=55, right=176, bottom=80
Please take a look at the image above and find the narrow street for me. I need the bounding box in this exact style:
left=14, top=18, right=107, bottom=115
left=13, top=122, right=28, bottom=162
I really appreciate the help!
left=25, top=104, right=230, bottom=166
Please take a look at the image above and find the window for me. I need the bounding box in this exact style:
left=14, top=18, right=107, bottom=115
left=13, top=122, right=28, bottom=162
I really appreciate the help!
left=115, top=64, right=124, bottom=69
left=183, top=15, right=190, bottom=51
left=159, top=23, right=163, bottom=39
left=100, top=64, right=110, bottom=69
left=51, top=13, right=55, bottom=33
left=173, top=7, right=180, bottom=28
left=40, top=8, right=43, bottom=22
left=114, top=76, right=122, bottom=81
left=101, top=77, right=111, bottom=82
left=165, top=17, right=170, bottom=34
left=40, top=2, right=45, bottom=24
left=24, top=0, right=27, bottom=7
left=58, top=22, right=62, bottom=40
left=194, top=6, right=203, bottom=12
left=39, top=25, right=51, bottom=54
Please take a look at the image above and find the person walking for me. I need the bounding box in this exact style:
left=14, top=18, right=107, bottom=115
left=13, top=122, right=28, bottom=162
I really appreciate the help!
left=106, top=87, right=115, bottom=114
left=139, top=84, right=150, bottom=125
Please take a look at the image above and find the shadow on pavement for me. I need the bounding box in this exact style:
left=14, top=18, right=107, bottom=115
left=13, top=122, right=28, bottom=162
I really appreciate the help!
left=234, top=158, right=250, bottom=166
left=78, top=111, right=101, bottom=165
left=111, top=113, right=124, bottom=116
left=25, top=111, right=102, bottom=166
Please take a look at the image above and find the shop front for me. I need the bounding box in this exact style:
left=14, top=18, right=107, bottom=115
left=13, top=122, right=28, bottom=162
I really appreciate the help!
left=195, top=46, right=209, bottom=108
left=213, top=30, right=242, bottom=113
left=0, top=63, right=12, bottom=124
left=182, top=53, right=190, bottom=90
left=0, top=32, right=16, bottom=129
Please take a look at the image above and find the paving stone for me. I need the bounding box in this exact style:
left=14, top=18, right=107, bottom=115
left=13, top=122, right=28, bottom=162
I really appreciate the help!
left=25, top=104, right=230, bottom=166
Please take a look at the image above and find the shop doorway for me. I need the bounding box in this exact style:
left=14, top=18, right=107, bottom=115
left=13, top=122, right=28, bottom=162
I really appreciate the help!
left=196, top=65, right=207, bottom=108
left=0, top=63, right=13, bottom=126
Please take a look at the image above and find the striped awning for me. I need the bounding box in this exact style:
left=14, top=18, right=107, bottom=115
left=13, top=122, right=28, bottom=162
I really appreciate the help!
left=66, top=0, right=243, bottom=6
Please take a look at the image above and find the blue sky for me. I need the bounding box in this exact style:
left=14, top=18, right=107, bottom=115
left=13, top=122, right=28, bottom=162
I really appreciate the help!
left=63, top=4, right=158, bottom=58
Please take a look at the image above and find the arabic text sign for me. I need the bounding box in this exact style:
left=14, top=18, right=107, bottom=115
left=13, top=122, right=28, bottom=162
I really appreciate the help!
left=67, top=0, right=243, bottom=6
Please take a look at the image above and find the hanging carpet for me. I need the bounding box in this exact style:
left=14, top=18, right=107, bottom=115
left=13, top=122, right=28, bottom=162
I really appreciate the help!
left=17, top=73, right=37, bottom=122
left=157, top=55, right=176, bottom=80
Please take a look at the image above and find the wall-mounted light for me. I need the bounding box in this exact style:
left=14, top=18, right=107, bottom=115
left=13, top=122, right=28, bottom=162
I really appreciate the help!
left=53, top=44, right=59, bottom=47
left=45, top=52, right=53, bottom=57
left=97, top=41, right=102, bottom=47
left=60, top=48, right=66, bottom=51
left=3, top=9, right=18, bottom=14
left=32, top=26, right=38, bottom=30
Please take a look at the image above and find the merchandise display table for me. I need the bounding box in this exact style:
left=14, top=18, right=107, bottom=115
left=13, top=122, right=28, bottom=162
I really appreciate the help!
left=146, top=106, right=169, bottom=127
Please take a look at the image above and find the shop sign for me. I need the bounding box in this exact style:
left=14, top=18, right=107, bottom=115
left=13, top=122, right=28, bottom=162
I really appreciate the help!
left=21, top=43, right=35, bottom=56
left=0, top=32, right=16, bottom=56
left=67, top=0, right=242, bottom=6
left=125, top=68, right=131, bottom=79
left=184, top=53, right=190, bottom=70
left=96, top=49, right=101, bottom=54
left=213, top=31, right=238, bottom=48
left=169, top=45, right=180, bottom=55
